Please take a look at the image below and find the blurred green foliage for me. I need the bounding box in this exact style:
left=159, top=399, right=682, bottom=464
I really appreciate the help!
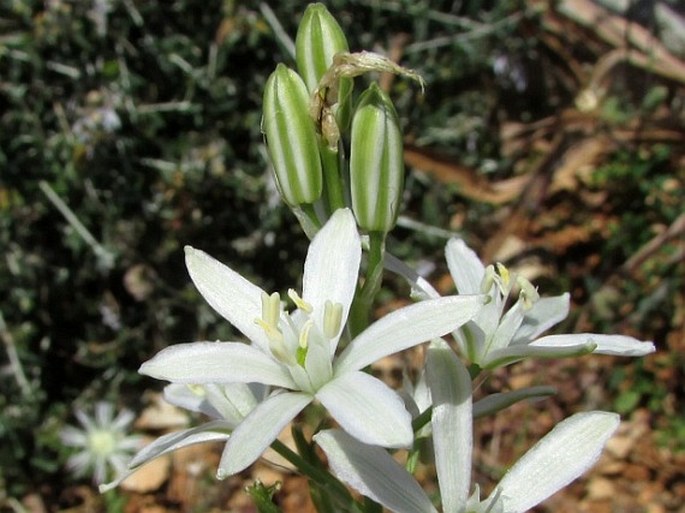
left=0, top=0, right=682, bottom=504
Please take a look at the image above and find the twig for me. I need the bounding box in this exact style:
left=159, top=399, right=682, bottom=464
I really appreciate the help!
left=622, top=213, right=685, bottom=275
left=0, top=311, right=32, bottom=398
left=405, top=11, right=525, bottom=54
left=259, top=2, right=296, bottom=61
left=38, top=180, right=115, bottom=269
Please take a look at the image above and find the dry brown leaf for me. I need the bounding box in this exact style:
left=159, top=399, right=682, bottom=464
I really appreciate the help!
left=405, top=145, right=528, bottom=204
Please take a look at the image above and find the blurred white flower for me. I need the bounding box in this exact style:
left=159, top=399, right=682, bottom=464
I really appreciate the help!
left=100, top=382, right=268, bottom=493
left=444, top=238, right=655, bottom=368
left=60, top=402, right=142, bottom=485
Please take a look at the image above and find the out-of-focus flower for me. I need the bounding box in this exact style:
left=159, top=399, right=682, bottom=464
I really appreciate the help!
left=445, top=238, right=655, bottom=368
left=99, top=382, right=267, bottom=492
left=60, top=402, right=142, bottom=485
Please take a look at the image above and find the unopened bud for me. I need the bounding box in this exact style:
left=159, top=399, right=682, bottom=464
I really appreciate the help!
left=296, top=3, right=353, bottom=148
left=349, top=83, right=404, bottom=233
left=295, top=3, right=349, bottom=93
left=263, top=64, right=322, bottom=206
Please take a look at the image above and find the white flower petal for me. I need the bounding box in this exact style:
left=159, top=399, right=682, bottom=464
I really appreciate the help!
left=75, top=408, right=96, bottom=431
left=94, top=401, right=114, bottom=426
left=335, top=295, right=484, bottom=374
left=511, top=293, right=570, bottom=344
left=60, top=426, right=88, bottom=447
left=304, top=329, right=334, bottom=390
left=111, top=409, right=135, bottom=431
left=496, top=411, right=620, bottom=513
left=139, top=341, right=296, bottom=389
left=384, top=252, right=440, bottom=300
left=184, top=246, right=270, bottom=351
left=426, top=339, right=472, bottom=513
left=165, top=382, right=262, bottom=425
left=217, top=391, right=311, bottom=478
left=483, top=340, right=595, bottom=369
left=488, top=300, right=525, bottom=353
left=129, top=420, right=232, bottom=468
left=314, top=429, right=438, bottom=513
left=446, top=238, right=485, bottom=295
left=99, top=420, right=233, bottom=493
left=532, top=333, right=655, bottom=356
left=302, top=208, right=361, bottom=353
left=66, top=452, right=91, bottom=476
left=316, top=371, right=413, bottom=448
left=164, top=383, right=222, bottom=418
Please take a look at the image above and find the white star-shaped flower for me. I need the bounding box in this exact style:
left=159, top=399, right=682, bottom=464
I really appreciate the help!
left=139, top=208, right=484, bottom=478
left=445, top=239, right=655, bottom=368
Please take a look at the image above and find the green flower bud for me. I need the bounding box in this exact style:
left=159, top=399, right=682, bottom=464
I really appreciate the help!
left=263, top=64, right=322, bottom=206
left=296, top=3, right=353, bottom=145
left=295, top=3, right=349, bottom=93
left=349, top=83, right=404, bottom=233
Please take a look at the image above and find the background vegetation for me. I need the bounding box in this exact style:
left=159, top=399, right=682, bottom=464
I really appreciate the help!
left=1, top=0, right=683, bottom=511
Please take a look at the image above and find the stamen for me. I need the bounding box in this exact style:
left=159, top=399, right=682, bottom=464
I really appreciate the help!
left=496, top=263, right=510, bottom=287
left=254, top=318, right=284, bottom=343
left=517, top=276, right=539, bottom=310
left=187, top=384, right=206, bottom=397
left=287, top=289, right=313, bottom=313
left=261, top=291, right=281, bottom=328
left=481, top=265, right=496, bottom=293
left=323, top=301, right=343, bottom=339
left=296, top=320, right=314, bottom=366
left=299, top=320, right=314, bottom=349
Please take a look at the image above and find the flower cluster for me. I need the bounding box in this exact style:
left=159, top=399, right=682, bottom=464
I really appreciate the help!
left=93, top=3, right=655, bottom=512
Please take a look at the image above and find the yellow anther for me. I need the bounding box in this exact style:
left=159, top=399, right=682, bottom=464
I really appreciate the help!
left=481, top=265, right=496, bottom=293
left=517, top=276, right=539, bottom=310
left=260, top=291, right=281, bottom=328
left=299, top=320, right=314, bottom=349
left=296, top=321, right=314, bottom=367
left=187, top=384, right=206, bottom=397
left=496, top=263, right=510, bottom=287
left=254, top=318, right=284, bottom=344
left=288, top=288, right=313, bottom=313
left=323, top=301, right=343, bottom=339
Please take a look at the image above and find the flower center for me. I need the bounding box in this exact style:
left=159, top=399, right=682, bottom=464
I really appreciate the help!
left=88, top=428, right=117, bottom=456
left=254, top=290, right=343, bottom=368
left=481, top=263, right=539, bottom=311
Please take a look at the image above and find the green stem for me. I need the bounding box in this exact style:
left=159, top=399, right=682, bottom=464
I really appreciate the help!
left=320, top=143, right=346, bottom=215
left=349, top=231, right=386, bottom=337
left=412, top=407, right=433, bottom=433
left=270, top=439, right=365, bottom=513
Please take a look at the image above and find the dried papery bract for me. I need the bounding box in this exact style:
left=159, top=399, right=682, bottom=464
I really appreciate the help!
left=310, top=51, right=424, bottom=150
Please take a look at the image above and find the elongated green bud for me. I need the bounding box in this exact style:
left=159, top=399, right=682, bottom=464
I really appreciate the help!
left=263, top=64, right=322, bottom=206
left=296, top=3, right=353, bottom=147
left=350, top=83, right=404, bottom=233
left=295, top=3, right=349, bottom=93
